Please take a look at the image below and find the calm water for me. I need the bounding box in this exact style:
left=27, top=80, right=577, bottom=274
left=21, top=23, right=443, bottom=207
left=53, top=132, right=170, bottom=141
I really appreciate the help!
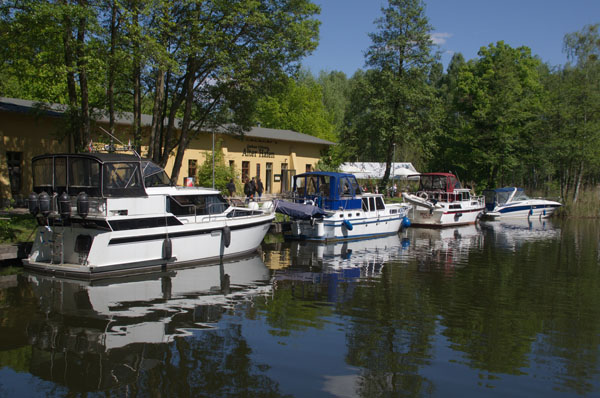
left=0, top=218, right=599, bottom=397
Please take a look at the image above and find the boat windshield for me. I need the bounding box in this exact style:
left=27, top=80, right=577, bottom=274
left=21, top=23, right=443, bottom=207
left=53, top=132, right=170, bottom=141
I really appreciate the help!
left=420, top=175, right=447, bottom=191
left=141, top=160, right=172, bottom=187
left=295, top=174, right=329, bottom=197
left=512, top=190, right=529, bottom=201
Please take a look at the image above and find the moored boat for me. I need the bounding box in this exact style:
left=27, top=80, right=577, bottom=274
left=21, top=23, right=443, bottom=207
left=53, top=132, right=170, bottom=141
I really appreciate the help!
left=482, top=187, right=561, bottom=219
left=23, top=152, right=275, bottom=279
left=402, top=173, right=485, bottom=227
left=274, top=171, right=411, bottom=241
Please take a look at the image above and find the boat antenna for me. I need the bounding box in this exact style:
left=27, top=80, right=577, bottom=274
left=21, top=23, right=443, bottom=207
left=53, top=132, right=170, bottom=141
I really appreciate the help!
left=97, top=126, right=141, bottom=159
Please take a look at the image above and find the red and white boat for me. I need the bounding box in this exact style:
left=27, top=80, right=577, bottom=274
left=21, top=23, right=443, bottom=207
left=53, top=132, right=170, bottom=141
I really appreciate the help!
left=402, top=173, right=485, bottom=227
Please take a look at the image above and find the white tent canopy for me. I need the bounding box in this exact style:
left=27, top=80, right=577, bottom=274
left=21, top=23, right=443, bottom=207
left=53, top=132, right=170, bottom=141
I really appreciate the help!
left=339, top=162, right=419, bottom=180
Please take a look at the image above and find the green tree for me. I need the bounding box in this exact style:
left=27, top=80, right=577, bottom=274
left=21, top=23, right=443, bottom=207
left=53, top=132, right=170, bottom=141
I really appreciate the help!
left=343, top=0, right=441, bottom=189
left=196, top=141, right=237, bottom=195
left=254, top=73, right=336, bottom=141
left=451, top=41, right=545, bottom=188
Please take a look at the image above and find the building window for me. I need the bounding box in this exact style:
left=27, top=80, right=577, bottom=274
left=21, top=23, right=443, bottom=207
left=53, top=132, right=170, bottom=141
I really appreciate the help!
left=256, top=163, right=261, bottom=180
left=229, top=160, right=235, bottom=169
left=188, top=159, right=197, bottom=177
left=242, top=161, right=250, bottom=182
left=6, top=151, right=22, bottom=195
left=306, top=164, right=312, bottom=172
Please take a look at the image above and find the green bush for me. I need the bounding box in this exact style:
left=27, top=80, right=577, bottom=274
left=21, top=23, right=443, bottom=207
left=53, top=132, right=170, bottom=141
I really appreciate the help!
left=196, top=140, right=239, bottom=196
left=0, top=219, right=17, bottom=242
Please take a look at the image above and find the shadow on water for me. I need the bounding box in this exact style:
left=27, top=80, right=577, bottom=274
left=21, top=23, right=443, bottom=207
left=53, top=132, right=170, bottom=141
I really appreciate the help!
left=0, top=219, right=599, bottom=397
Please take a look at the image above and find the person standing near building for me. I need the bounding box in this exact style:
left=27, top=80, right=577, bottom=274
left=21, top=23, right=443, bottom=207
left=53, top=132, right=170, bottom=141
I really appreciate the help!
left=244, top=177, right=253, bottom=203
left=250, top=177, right=257, bottom=199
left=226, top=178, right=236, bottom=197
left=256, top=177, right=264, bottom=201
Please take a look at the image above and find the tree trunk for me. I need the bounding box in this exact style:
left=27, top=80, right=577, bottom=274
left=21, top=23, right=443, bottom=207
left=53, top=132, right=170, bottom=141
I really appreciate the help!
left=379, top=137, right=394, bottom=192
left=170, top=61, right=196, bottom=184
left=149, top=69, right=165, bottom=160
left=76, top=3, right=90, bottom=151
left=132, top=7, right=142, bottom=150
left=61, top=10, right=79, bottom=152
left=107, top=0, right=117, bottom=137
left=573, top=160, right=584, bottom=203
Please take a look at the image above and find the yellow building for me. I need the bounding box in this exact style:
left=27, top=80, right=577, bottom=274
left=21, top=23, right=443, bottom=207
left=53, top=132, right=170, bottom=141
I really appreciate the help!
left=0, top=97, right=334, bottom=206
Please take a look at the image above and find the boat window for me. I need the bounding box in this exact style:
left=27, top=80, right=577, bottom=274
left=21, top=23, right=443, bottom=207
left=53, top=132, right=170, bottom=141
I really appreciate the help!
left=168, top=194, right=229, bottom=216
left=142, top=161, right=172, bottom=187
left=54, top=157, right=67, bottom=193
left=450, top=176, right=461, bottom=189
left=513, top=190, right=529, bottom=201
left=306, top=175, right=318, bottom=195
left=340, top=177, right=352, bottom=196
left=361, top=198, right=369, bottom=211
left=32, top=158, right=54, bottom=193
left=69, top=157, right=101, bottom=196
left=295, top=176, right=306, bottom=197
left=375, top=197, right=385, bottom=210
left=496, top=191, right=512, bottom=205
left=369, top=197, right=375, bottom=211
left=103, top=162, right=145, bottom=197
left=319, top=178, right=330, bottom=197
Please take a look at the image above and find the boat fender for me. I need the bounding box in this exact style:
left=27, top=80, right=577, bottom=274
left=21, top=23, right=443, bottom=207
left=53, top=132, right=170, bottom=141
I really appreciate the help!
left=342, top=219, right=353, bottom=230
left=77, top=192, right=90, bottom=219
left=222, top=226, right=231, bottom=248
left=38, top=192, right=51, bottom=217
left=162, top=237, right=172, bottom=260
left=401, top=216, right=411, bottom=229
left=58, top=192, right=71, bottom=219
left=27, top=192, right=39, bottom=216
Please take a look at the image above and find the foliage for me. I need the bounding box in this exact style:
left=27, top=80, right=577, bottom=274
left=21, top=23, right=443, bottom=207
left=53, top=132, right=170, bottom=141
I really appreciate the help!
left=0, top=219, right=16, bottom=242
left=195, top=140, right=237, bottom=196
left=254, top=73, right=336, bottom=142
left=444, top=42, right=546, bottom=189
left=341, top=0, right=442, bottom=189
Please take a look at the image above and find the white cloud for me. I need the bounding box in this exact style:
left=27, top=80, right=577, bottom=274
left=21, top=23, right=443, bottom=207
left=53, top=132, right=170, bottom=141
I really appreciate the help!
left=430, top=32, right=452, bottom=46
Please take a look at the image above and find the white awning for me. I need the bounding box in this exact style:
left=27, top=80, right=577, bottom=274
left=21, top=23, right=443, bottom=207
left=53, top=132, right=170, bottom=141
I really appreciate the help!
left=339, top=162, right=419, bottom=180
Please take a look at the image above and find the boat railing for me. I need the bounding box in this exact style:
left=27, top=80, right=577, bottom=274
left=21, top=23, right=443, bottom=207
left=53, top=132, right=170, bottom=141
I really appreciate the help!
left=419, top=190, right=484, bottom=206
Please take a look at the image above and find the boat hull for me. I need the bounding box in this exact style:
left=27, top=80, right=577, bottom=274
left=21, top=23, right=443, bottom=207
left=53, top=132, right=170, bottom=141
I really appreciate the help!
left=484, top=202, right=561, bottom=219
left=24, top=213, right=274, bottom=280
left=290, top=212, right=407, bottom=241
left=408, top=206, right=484, bottom=227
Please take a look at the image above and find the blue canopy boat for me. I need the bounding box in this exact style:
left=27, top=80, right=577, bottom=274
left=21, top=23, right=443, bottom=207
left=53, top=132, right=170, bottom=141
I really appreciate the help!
left=274, top=171, right=410, bottom=241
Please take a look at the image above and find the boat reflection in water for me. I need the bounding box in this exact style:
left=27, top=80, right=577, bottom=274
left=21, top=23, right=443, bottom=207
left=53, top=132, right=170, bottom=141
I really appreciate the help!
left=23, top=255, right=272, bottom=390
left=408, top=224, right=484, bottom=271
left=268, top=234, right=410, bottom=303
left=480, top=217, right=560, bottom=251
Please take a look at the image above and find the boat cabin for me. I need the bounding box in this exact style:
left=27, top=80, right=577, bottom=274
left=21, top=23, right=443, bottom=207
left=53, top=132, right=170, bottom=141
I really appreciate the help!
left=292, top=172, right=362, bottom=210
left=31, top=153, right=172, bottom=198
left=413, top=173, right=471, bottom=202
left=483, top=187, right=527, bottom=211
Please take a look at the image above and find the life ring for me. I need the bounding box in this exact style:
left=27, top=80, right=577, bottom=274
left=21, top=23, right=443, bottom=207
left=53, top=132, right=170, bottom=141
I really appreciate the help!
left=418, top=192, right=428, bottom=200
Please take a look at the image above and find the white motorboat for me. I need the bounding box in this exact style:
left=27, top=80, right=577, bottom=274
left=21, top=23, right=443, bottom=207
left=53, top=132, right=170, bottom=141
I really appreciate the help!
left=23, top=152, right=275, bottom=279
left=274, top=171, right=411, bottom=241
left=482, top=187, right=561, bottom=219
left=402, top=173, right=485, bottom=227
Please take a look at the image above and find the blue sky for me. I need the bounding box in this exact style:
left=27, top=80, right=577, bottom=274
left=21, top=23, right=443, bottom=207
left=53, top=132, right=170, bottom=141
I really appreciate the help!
left=301, top=0, right=600, bottom=76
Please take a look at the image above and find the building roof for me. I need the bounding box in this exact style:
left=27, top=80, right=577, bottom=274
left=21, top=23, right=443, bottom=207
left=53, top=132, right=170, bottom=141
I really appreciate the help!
left=0, top=97, right=335, bottom=146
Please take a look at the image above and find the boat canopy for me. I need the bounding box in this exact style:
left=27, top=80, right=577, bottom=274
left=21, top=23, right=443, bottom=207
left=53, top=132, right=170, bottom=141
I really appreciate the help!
left=412, top=173, right=462, bottom=193
left=31, top=153, right=159, bottom=198
left=483, top=187, right=529, bottom=210
left=292, top=172, right=362, bottom=211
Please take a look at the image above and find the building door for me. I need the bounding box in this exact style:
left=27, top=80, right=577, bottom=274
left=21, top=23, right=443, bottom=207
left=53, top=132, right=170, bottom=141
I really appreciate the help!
left=280, top=163, right=288, bottom=193
left=265, top=163, right=272, bottom=193
left=6, top=151, right=22, bottom=197
left=242, top=161, right=249, bottom=182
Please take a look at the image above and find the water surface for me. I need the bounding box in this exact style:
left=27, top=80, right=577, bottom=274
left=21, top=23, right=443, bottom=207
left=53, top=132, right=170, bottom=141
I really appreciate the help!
left=0, top=218, right=599, bottom=397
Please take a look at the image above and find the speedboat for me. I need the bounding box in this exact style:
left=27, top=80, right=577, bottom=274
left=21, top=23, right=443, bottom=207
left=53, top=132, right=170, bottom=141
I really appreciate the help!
left=402, top=173, right=485, bottom=227
left=273, top=171, right=411, bottom=241
left=23, top=152, right=275, bottom=279
left=482, top=187, right=561, bottom=219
